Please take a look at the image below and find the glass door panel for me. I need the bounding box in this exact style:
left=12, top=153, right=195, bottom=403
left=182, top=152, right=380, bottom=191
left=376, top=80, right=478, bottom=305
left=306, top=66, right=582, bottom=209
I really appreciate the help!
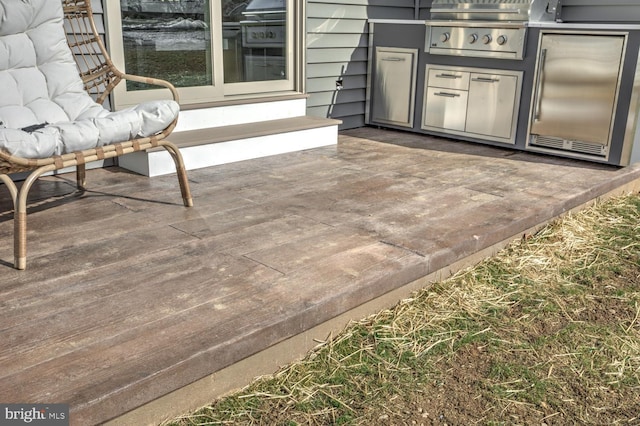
left=120, top=0, right=213, bottom=90
left=222, top=0, right=287, bottom=83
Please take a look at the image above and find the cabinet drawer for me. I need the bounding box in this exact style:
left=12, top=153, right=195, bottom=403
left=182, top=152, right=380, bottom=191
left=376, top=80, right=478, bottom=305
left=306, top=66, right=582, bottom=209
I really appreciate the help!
left=423, top=87, right=468, bottom=132
left=427, top=68, right=470, bottom=90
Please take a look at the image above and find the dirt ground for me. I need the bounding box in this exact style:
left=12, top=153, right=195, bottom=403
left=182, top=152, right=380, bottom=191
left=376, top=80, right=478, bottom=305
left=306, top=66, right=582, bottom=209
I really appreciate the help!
left=171, top=195, right=640, bottom=426
left=368, top=275, right=640, bottom=426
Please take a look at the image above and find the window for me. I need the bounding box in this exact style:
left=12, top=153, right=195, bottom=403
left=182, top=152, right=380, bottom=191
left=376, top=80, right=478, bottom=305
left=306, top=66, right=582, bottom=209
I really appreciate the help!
left=106, top=0, right=301, bottom=109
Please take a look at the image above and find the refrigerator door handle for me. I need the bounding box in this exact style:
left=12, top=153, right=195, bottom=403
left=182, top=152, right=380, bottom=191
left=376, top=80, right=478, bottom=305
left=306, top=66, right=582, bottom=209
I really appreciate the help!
left=533, top=48, right=547, bottom=122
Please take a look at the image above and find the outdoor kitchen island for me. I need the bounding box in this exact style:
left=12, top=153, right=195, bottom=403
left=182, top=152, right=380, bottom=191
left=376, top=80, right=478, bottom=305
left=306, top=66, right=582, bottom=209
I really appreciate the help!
left=367, top=0, right=640, bottom=166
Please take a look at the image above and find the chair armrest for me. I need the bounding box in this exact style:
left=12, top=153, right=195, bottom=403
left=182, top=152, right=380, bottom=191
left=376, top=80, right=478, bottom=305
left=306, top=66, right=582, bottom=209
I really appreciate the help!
left=120, top=73, right=180, bottom=103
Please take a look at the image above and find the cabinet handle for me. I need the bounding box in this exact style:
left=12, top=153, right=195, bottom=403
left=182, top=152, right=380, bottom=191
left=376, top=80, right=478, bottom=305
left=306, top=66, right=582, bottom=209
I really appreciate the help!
left=533, top=48, right=547, bottom=121
left=436, top=73, right=462, bottom=79
left=472, top=77, right=499, bottom=83
left=382, top=57, right=406, bottom=62
left=434, top=92, right=461, bottom=98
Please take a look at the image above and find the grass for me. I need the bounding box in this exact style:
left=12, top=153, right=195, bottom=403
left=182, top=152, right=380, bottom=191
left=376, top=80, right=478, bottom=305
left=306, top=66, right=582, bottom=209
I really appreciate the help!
left=166, top=193, right=640, bottom=425
left=124, top=48, right=211, bottom=90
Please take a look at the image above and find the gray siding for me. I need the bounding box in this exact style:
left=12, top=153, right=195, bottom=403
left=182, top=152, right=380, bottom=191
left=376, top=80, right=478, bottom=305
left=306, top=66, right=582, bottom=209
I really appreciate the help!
left=306, top=0, right=416, bottom=129
left=91, top=1, right=104, bottom=27
left=86, top=1, right=109, bottom=109
left=68, top=1, right=105, bottom=44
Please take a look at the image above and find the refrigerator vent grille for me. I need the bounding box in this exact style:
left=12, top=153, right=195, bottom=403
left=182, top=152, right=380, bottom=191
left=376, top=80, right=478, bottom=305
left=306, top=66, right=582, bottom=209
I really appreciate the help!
left=532, top=135, right=564, bottom=150
left=530, top=135, right=606, bottom=157
left=572, top=141, right=607, bottom=156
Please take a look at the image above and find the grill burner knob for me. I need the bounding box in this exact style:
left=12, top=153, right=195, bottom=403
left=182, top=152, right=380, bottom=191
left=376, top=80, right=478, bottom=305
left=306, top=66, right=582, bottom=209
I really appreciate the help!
left=440, top=32, right=450, bottom=43
left=482, top=34, right=492, bottom=44
left=497, top=35, right=508, bottom=45
left=468, top=33, right=478, bottom=44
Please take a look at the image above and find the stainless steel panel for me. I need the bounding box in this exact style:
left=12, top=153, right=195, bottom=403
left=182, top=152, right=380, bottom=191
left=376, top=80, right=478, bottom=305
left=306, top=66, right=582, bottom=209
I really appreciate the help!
left=423, top=87, right=469, bottom=132
left=427, top=68, right=470, bottom=90
left=423, top=64, right=522, bottom=143
left=529, top=0, right=561, bottom=22
left=530, top=33, right=625, bottom=146
left=427, top=24, right=526, bottom=60
left=371, top=47, right=418, bottom=128
left=466, top=73, right=518, bottom=140
left=429, top=0, right=558, bottom=22
left=430, top=0, right=533, bottom=21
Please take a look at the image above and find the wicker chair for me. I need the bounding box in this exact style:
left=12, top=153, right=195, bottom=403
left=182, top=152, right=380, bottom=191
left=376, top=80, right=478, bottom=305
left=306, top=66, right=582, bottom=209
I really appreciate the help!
left=0, top=0, right=193, bottom=270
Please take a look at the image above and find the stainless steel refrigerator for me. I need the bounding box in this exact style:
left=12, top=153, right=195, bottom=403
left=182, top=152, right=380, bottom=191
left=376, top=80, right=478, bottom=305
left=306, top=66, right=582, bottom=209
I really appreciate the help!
left=528, top=32, right=626, bottom=159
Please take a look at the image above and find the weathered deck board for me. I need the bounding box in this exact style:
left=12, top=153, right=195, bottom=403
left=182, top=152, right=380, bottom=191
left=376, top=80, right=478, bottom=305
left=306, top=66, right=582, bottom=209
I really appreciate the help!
left=1, top=128, right=639, bottom=425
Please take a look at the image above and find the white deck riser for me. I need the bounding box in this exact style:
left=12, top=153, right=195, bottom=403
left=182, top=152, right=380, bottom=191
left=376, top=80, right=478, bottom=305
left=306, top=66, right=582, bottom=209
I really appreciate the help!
left=119, top=124, right=339, bottom=177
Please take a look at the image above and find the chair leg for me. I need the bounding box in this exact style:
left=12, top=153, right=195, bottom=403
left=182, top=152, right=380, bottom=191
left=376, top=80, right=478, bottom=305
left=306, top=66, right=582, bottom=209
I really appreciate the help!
left=77, top=163, right=86, bottom=190
left=14, top=209, right=26, bottom=270
left=0, top=174, right=31, bottom=269
left=12, top=166, right=56, bottom=270
left=159, top=141, right=193, bottom=207
left=1, top=174, right=20, bottom=268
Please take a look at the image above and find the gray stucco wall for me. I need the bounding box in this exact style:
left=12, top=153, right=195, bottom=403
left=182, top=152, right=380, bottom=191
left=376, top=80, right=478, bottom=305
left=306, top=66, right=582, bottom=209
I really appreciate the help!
left=306, top=0, right=416, bottom=129
left=418, top=0, right=432, bottom=20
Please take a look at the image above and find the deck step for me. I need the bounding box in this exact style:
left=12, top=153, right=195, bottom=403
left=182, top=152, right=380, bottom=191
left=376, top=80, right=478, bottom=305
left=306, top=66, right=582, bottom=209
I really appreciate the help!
left=119, top=116, right=341, bottom=177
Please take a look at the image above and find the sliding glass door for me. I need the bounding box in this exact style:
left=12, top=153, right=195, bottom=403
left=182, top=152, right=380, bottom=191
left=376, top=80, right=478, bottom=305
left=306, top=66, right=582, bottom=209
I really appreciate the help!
left=108, top=0, right=299, bottom=108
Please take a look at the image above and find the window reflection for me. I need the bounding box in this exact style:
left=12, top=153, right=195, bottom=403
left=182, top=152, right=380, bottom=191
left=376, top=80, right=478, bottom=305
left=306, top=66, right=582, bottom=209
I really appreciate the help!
left=223, top=0, right=287, bottom=83
left=120, top=0, right=212, bottom=90
left=118, top=0, right=287, bottom=91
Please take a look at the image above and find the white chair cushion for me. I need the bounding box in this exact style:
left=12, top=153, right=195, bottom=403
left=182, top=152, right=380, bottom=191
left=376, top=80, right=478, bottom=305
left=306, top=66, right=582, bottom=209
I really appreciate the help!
left=0, top=0, right=179, bottom=159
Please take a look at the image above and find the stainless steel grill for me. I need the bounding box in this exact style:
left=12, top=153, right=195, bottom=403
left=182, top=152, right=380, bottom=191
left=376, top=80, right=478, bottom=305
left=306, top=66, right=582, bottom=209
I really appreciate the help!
left=426, top=0, right=560, bottom=60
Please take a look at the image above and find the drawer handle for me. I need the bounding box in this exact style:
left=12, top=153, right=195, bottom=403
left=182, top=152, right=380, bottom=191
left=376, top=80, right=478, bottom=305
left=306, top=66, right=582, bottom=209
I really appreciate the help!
left=382, top=57, right=406, bottom=62
left=434, top=92, right=461, bottom=98
left=472, top=77, right=499, bottom=83
left=436, top=73, right=462, bottom=79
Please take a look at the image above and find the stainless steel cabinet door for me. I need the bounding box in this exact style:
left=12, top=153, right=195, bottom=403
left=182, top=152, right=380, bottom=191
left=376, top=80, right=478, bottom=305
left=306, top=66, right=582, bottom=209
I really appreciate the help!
left=423, top=87, right=469, bottom=132
left=371, top=47, right=418, bottom=128
left=466, top=73, right=518, bottom=140
left=531, top=33, right=625, bottom=146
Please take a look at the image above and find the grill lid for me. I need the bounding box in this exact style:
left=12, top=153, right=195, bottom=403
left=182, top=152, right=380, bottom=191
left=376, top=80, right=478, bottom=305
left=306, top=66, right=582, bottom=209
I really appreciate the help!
left=430, top=0, right=560, bottom=22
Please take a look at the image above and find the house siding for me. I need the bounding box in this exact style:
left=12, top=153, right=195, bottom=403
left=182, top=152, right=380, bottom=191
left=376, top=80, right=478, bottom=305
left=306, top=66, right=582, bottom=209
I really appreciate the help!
left=78, top=1, right=107, bottom=107
left=90, top=1, right=104, bottom=28
left=306, top=0, right=416, bottom=129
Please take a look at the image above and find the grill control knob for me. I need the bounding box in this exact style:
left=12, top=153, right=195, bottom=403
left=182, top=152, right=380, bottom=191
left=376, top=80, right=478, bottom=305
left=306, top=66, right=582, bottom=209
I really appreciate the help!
left=440, top=32, right=450, bottom=43
left=497, top=35, right=508, bottom=45
left=468, top=33, right=478, bottom=44
left=482, top=34, right=492, bottom=44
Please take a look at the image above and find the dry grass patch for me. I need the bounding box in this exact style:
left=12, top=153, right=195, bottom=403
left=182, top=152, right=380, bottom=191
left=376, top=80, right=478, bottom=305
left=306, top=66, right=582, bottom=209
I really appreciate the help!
left=167, top=194, right=640, bottom=425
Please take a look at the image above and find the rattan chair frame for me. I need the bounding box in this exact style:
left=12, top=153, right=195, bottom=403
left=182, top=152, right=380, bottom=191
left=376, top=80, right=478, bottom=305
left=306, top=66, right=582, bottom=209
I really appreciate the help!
left=0, top=0, right=193, bottom=270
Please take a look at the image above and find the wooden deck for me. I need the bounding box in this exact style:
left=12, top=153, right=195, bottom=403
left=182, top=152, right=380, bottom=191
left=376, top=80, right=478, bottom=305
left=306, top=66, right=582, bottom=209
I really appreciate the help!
left=1, top=128, right=640, bottom=425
